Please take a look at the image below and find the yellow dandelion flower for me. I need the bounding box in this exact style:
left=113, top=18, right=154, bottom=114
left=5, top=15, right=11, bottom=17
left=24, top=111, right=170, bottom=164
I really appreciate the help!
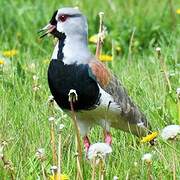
left=49, top=174, right=69, bottom=180
left=140, top=132, right=158, bottom=143
left=176, top=9, right=180, bottom=14
left=99, top=54, right=113, bottom=62
left=2, top=49, right=18, bottom=58
left=0, top=59, right=5, bottom=65
left=89, top=34, right=98, bottom=44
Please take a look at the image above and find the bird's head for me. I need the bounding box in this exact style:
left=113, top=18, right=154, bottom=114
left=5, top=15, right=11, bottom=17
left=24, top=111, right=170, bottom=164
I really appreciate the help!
left=39, top=7, right=88, bottom=39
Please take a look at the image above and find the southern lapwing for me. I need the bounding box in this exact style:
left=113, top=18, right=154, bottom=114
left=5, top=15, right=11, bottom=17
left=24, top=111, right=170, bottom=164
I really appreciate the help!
left=40, top=7, right=151, bottom=153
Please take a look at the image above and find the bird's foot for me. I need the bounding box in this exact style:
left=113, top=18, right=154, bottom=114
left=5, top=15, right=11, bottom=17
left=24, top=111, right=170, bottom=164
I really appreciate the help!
left=105, top=132, right=112, bottom=145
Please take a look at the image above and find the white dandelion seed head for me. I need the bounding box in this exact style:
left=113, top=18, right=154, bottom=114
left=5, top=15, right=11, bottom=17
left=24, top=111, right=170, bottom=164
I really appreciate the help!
left=68, top=89, right=78, bottom=102
left=142, top=153, right=152, bottom=163
left=161, top=125, right=180, bottom=140
left=50, top=165, right=58, bottom=173
left=48, top=116, right=55, bottom=122
left=156, top=47, right=161, bottom=52
left=88, top=142, right=112, bottom=160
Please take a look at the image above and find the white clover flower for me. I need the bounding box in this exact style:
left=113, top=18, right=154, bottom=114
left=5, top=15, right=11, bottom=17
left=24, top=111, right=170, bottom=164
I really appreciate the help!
left=35, top=148, right=45, bottom=159
left=88, top=142, right=112, bottom=160
left=161, top=125, right=180, bottom=140
left=48, top=116, right=55, bottom=122
left=142, top=153, right=152, bottom=163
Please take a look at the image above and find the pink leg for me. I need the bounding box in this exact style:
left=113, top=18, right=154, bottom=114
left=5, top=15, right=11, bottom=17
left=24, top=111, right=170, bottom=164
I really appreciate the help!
left=83, top=136, right=91, bottom=153
left=105, top=131, right=112, bottom=145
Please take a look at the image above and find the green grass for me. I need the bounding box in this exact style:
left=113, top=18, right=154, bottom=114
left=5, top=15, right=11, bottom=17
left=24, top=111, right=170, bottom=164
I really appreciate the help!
left=0, top=0, right=180, bottom=179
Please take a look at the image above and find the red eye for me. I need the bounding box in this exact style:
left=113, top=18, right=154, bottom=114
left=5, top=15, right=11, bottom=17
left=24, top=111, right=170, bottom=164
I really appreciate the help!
left=59, top=15, right=68, bottom=22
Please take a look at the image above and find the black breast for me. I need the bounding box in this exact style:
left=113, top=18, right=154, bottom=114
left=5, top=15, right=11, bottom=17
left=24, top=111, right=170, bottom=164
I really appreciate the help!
left=48, top=60, right=100, bottom=111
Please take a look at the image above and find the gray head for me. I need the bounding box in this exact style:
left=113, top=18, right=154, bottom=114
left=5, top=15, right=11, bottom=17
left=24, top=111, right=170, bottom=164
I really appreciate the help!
left=40, top=7, right=88, bottom=38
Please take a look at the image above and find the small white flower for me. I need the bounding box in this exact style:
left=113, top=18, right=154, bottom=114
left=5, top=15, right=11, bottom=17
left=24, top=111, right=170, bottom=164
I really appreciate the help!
left=0, top=145, right=4, bottom=159
left=48, top=116, right=55, bottom=122
left=32, top=75, right=39, bottom=81
left=176, top=88, right=180, bottom=96
left=161, top=125, right=180, bottom=140
left=156, top=47, right=161, bottom=52
left=29, top=63, right=36, bottom=70
left=48, top=95, right=54, bottom=102
left=142, top=153, right=152, bottom=163
left=0, top=141, right=7, bottom=159
left=32, top=85, right=41, bottom=92
left=59, top=124, right=65, bottom=131
left=35, top=148, right=45, bottom=159
left=88, top=142, right=112, bottom=160
left=113, top=176, right=119, bottom=180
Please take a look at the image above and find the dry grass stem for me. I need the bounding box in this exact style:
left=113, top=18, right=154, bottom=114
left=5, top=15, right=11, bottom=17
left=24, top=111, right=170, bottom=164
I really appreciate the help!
left=128, top=28, right=136, bottom=63
left=95, top=12, right=104, bottom=58
left=156, top=48, right=172, bottom=92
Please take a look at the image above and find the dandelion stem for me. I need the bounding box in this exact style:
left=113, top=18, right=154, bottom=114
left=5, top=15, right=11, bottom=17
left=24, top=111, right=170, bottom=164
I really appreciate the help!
left=50, top=121, right=58, bottom=166
left=91, top=157, right=96, bottom=180
left=177, top=94, right=180, bottom=125
left=95, top=12, right=104, bottom=58
left=147, top=163, right=152, bottom=180
left=172, top=141, right=176, bottom=180
left=68, top=90, right=83, bottom=180
left=58, top=132, right=62, bottom=180
left=99, top=159, right=105, bottom=180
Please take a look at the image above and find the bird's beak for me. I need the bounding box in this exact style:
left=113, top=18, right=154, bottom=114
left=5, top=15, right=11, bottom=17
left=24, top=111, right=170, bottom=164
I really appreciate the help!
left=38, top=24, right=56, bottom=38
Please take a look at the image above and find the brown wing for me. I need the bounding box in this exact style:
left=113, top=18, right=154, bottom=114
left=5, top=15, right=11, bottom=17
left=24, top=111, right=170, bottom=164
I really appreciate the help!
left=89, top=58, right=150, bottom=130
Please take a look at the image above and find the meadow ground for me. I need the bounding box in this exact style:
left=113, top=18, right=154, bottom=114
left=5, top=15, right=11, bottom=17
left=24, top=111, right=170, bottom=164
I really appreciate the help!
left=0, top=0, right=180, bottom=179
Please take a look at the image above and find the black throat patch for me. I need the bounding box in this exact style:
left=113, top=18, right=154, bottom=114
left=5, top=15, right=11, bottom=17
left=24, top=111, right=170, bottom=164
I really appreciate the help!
left=57, top=33, right=66, bottom=60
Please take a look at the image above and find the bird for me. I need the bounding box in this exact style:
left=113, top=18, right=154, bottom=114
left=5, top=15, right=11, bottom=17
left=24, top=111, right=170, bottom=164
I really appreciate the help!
left=39, top=7, right=151, bottom=153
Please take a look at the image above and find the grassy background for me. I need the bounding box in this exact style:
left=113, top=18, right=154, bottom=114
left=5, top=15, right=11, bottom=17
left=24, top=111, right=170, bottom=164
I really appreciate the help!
left=0, top=0, right=180, bottom=179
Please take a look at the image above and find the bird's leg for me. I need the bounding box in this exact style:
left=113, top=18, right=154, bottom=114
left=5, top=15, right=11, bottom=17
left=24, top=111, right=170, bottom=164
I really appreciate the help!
left=83, top=135, right=91, bottom=153
left=104, top=131, right=112, bottom=145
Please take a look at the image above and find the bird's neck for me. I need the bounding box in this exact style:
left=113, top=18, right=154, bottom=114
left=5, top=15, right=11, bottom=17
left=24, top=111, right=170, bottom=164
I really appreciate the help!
left=51, top=34, right=92, bottom=65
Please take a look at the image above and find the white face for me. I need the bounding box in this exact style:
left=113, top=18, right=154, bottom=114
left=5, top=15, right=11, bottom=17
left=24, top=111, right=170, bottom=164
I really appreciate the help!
left=55, top=8, right=88, bottom=37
